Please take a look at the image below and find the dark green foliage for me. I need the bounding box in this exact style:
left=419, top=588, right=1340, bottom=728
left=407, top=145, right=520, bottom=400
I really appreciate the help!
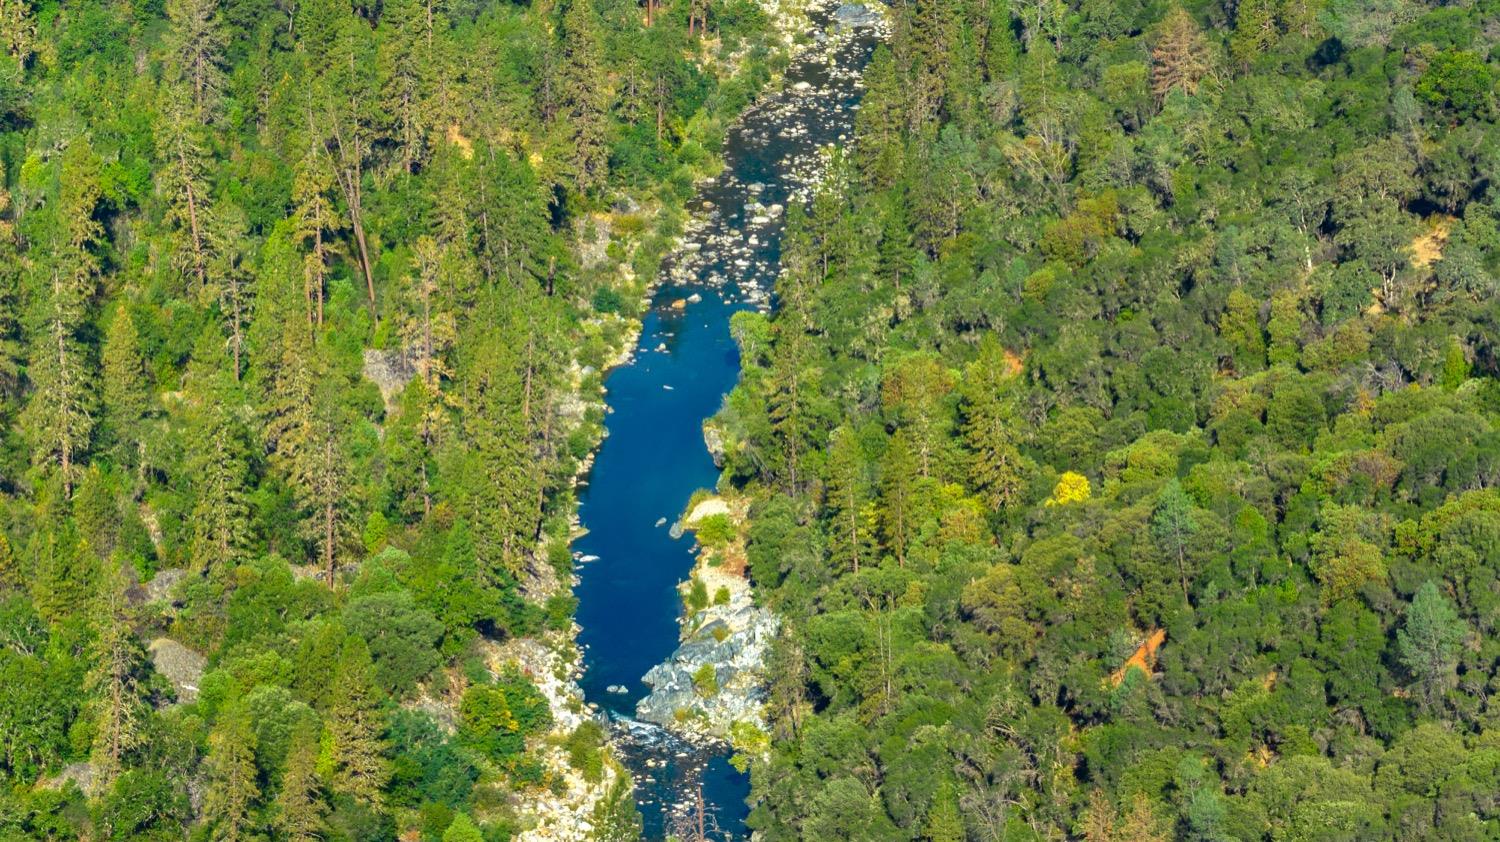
left=456, top=670, right=552, bottom=772
left=344, top=590, right=443, bottom=698
left=709, top=0, right=1500, bottom=838
left=388, top=711, right=478, bottom=810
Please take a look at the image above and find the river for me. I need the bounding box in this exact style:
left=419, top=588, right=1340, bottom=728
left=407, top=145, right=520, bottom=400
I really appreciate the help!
left=570, top=5, right=882, bottom=837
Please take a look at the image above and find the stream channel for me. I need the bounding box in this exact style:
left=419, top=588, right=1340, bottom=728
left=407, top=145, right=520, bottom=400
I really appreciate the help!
left=570, top=5, right=882, bottom=837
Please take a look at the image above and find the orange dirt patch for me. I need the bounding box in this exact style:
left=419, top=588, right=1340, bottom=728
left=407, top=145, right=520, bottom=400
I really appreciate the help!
left=445, top=124, right=473, bottom=159
left=1110, top=628, right=1166, bottom=687
left=1410, top=215, right=1456, bottom=269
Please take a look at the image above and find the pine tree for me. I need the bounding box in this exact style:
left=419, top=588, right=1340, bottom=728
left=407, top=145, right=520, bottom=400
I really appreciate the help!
left=960, top=345, right=1026, bottom=513
left=22, top=138, right=103, bottom=499
left=1229, top=0, right=1279, bottom=68
left=901, top=0, right=958, bottom=128
left=924, top=781, right=964, bottom=842
left=163, top=0, right=226, bottom=118
left=0, top=532, right=18, bottom=593
left=29, top=522, right=99, bottom=623
left=203, top=704, right=260, bottom=842
left=1117, top=792, right=1170, bottom=842
left=292, top=135, right=341, bottom=333
left=0, top=173, right=24, bottom=402
left=825, top=426, right=875, bottom=573
left=766, top=315, right=814, bottom=496
left=401, top=236, right=457, bottom=391
left=1151, top=479, right=1199, bottom=599
left=274, top=721, right=327, bottom=842
left=459, top=327, right=541, bottom=581
left=264, top=326, right=353, bottom=582
left=87, top=555, right=144, bottom=790
left=0, top=0, right=35, bottom=63
left=686, top=0, right=708, bottom=35
left=1150, top=8, right=1213, bottom=101
left=1219, top=289, right=1266, bottom=374
left=314, top=66, right=380, bottom=321
left=442, top=813, right=484, bottom=842
left=1441, top=337, right=1470, bottom=390
left=1397, top=581, right=1467, bottom=710
left=880, top=429, right=920, bottom=567
left=326, top=637, right=389, bottom=805
left=378, top=0, right=431, bottom=173
left=291, top=396, right=354, bottom=585
left=187, top=373, right=252, bottom=578
left=100, top=304, right=150, bottom=473
left=157, top=89, right=214, bottom=293
left=208, top=201, right=254, bottom=379
left=474, top=146, right=552, bottom=288
left=385, top=377, right=440, bottom=521
left=263, top=307, right=317, bottom=457
left=557, top=0, right=610, bottom=195
left=876, top=193, right=918, bottom=293
left=1080, top=790, right=1118, bottom=842
left=854, top=47, right=906, bottom=189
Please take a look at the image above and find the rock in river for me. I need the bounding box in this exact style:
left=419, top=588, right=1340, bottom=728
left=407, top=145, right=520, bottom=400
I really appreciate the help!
left=636, top=599, right=779, bottom=740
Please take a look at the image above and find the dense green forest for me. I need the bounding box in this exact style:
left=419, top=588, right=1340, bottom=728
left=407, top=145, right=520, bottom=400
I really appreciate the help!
left=715, top=0, right=1500, bottom=838
left=0, top=0, right=790, bottom=835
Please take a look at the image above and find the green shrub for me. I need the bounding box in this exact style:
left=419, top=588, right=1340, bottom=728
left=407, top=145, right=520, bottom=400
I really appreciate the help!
left=694, top=513, right=734, bottom=548
left=692, top=664, right=718, bottom=696
left=686, top=578, right=709, bottom=612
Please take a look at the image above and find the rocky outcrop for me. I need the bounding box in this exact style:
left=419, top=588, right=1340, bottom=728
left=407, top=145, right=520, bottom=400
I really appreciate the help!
left=481, top=635, right=629, bottom=842
left=833, top=1, right=882, bottom=30
left=148, top=637, right=206, bottom=703
left=362, top=348, right=416, bottom=411
left=637, top=495, right=778, bottom=741
left=703, top=421, right=728, bottom=467
left=636, top=600, right=779, bottom=740
left=127, top=567, right=187, bottom=609
left=684, top=497, right=731, bottom=524
left=38, top=762, right=96, bottom=795
left=576, top=214, right=613, bottom=270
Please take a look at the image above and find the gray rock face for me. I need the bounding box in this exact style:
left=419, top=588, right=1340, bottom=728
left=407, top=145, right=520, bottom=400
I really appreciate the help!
left=127, top=567, right=187, bottom=609
left=576, top=215, right=612, bottom=270
left=833, top=2, right=881, bottom=30
left=635, top=601, right=779, bottom=739
left=362, top=348, right=416, bottom=410
left=148, top=638, right=206, bottom=703
left=703, top=421, right=727, bottom=468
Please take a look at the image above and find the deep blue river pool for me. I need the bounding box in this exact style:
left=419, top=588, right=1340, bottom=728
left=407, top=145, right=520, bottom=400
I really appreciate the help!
left=570, top=8, right=879, bottom=837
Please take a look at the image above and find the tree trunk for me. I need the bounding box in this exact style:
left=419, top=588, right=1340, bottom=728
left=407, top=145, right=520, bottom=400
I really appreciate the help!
left=55, top=317, right=72, bottom=499
left=178, top=141, right=209, bottom=293
left=331, top=120, right=378, bottom=323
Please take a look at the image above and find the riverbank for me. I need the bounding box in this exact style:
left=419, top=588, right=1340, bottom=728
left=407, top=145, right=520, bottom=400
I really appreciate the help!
left=637, top=494, right=778, bottom=755
left=501, top=1, right=847, bottom=836
left=567, top=1, right=888, bottom=835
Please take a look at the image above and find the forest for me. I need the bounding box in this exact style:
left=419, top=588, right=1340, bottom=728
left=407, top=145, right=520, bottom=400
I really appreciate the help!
left=0, top=0, right=789, bottom=836
left=711, top=0, right=1500, bottom=838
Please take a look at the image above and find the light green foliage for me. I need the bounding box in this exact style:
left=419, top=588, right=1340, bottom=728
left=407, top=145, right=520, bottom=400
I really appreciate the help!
left=692, top=663, right=719, bottom=697
left=563, top=721, right=606, bottom=782
left=0, top=0, right=787, bottom=825
left=1397, top=581, right=1467, bottom=709
left=694, top=513, right=735, bottom=548
left=441, top=812, right=484, bottom=842
left=686, top=577, right=709, bottom=613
